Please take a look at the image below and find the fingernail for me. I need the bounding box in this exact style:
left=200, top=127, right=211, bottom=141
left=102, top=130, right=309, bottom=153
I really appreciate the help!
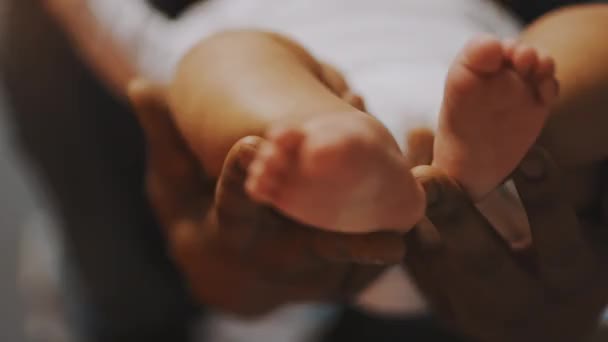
left=509, top=235, right=533, bottom=252
left=519, top=154, right=546, bottom=181
left=424, top=181, right=441, bottom=207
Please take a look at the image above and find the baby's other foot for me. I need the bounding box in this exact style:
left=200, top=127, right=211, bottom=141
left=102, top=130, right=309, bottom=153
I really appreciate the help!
left=433, top=35, right=559, bottom=201
left=246, top=112, right=425, bottom=233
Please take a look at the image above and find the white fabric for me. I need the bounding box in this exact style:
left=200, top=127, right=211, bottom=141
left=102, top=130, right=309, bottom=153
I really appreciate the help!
left=88, top=0, right=521, bottom=144
left=199, top=305, right=337, bottom=342
left=88, top=0, right=521, bottom=149
left=85, top=0, right=525, bottom=318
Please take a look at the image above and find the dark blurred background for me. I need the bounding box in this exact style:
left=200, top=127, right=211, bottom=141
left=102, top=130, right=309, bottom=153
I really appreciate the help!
left=0, top=88, right=31, bottom=342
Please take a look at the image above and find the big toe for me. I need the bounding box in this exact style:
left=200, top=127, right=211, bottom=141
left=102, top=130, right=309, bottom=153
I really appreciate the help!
left=460, top=35, right=505, bottom=74
left=267, top=125, right=305, bottom=152
left=537, top=78, right=560, bottom=105
left=533, top=53, right=556, bottom=82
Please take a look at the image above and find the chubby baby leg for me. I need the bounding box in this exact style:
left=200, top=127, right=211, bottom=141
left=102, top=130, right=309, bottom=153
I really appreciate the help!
left=168, top=30, right=425, bottom=234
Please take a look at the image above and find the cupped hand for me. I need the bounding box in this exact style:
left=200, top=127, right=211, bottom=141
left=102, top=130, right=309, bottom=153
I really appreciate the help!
left=128, top=80, right=406, bottom=317
left=405, top=147, right=608, bottom=342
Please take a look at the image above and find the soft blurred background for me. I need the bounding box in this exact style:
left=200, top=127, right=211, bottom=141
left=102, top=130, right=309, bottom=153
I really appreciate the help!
left=0, top=2, right=27, bottom=340
left=0, top=87, right=30, bottom=342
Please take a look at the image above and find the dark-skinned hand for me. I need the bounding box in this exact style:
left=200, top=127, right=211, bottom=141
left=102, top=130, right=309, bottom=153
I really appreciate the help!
left=405, top=147, right=608, bottom=342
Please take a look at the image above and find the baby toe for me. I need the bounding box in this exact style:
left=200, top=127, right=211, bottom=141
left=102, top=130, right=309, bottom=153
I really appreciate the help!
left=512, top=44, right=539, bottom=77
left=461, top=34, right=505, bottom=74
left=502, top=38, right=518, bottom=59
left=533, top=53, right=556, bottom=82
left=263, top=147, right=291, bottom=178
left=246, top=159, right=279, bottom=199
left=267, top=126, right=305, bottom=153
left=246, top=175, right=278, bottom=203
left=537, top=78, right=560, bottom=105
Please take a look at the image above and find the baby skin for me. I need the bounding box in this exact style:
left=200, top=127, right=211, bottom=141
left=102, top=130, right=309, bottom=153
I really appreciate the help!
left=246, top=35, right=558, bottom=232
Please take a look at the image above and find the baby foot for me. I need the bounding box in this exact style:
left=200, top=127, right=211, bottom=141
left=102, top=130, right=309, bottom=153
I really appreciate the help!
left=245, top=112, right=425, bottom=233
left=433, top=35, right=559, bottom=201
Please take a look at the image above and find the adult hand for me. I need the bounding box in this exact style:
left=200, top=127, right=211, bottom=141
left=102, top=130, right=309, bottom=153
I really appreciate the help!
left=405, top=147, right=608, bottom=342
left=127, top=80, right=406, bottom=317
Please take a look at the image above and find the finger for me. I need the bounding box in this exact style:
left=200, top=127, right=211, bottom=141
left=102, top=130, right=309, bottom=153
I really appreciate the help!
left=312, top=230, right=406, bottom=265
left=215, top=136, right=271, bottom=249
left=216, top=136, right=263, bottom=215
left=406, top=166, right=538, bottom=327
left=411, top=166, right=517, bottom=279
left=215, top=136, right=374, bottom=267
left=234, top=209, right=390, bottom=295
left=408, top=166, right=534, bottom=307
left=475, top=180, right=532, bottom=251
left=169, top=218, right=282, bottom=317
left=513, top=146, right=594, bottom=293
left=404, top=128, right=434, bottom=167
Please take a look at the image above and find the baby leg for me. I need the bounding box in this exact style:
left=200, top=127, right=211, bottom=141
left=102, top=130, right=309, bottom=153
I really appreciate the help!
left=433, top=35, right=559, bottom=201
left=523, top=4, right=608, bottom=168
left=169, top=30, right=425, bottom=233
left=168, top=30, right=361, bottom=178
left=521, top=4, right=608, bottom=212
